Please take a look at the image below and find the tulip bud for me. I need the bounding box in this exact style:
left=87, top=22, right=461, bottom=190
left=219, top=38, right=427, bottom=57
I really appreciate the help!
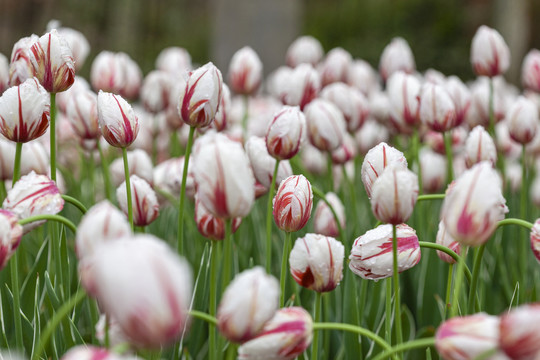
left=435, top=221, right=460, bottom=264
left=3, top=171, right=64, bottom=233
left=331, top=132, right=357, bottom=165
left=301, top=143, right=327, bottom=175
left=435, top=313, right=504, bottom=360
left=212, top=83, right=231, bottom=132
left=153, top=156, right=195, bottom=199
left=321, top=82, right=370, bottom=133
left=281, top=64, right=321, bottom=110
left=361, top=142, right=408, bottom=199
left=156, top=47, right=192, bottom=76
left=0, top=77, right=50, bottom=143
left=418, top=83, right=457, bottom=132
left=531, top=219, right=540, bottom=263
left=178, top=62, right=223, bottom=128
left=29, top=29, right=75, bottom=93
left=379, top=37, right=416, bottom=82
left=110, top=149, right=153, bottom=187
left=387, top=71, right=421, bottom=129
left=97, top=91, right=139, bottom=148
left=441, top=161, right=508, bottom=247
left=286, top=36, right=324, bottom=68
left=420, top=148, right=447, bottom=193
left=273, top=175, right=313, bottom=232
left=347, top=59, right=380, bottom=96
left=505, top=96, right=539, bottom=145
left=194, top=195, right=241, bottom=241
left=304, top=98, right=347, bottom=152
left=140, top=70, right=172, bottom=114
left=53, top=26, right=90, bottom=72
left=0, top=210, right=23, bottom=270
left=0, top=53, right=8, bottom=95
left=313, top=192, right=345, bottom=238
left=60, top=345, right=129, bottom=360
left=192, top=132, right=255, bottom=219
left=424, top=127, right=468, bottom=156
left=464, top=126, right=497, bottom=168
left=468, top=77, right=508, bottom=128
left=117, top=175, right=159, bottom=227
left=446, top=76, right=471, bottom=127
left=354, top=119, right=389, bottom=156
left=349, top=223, right=420, bottom=280
left=9, top=35, right=39, bottom=87
left=471, top=25, right=510, bottom=77
left=90, top=52, right=141, bottom=100
left=79, top=236, right=192, bottom=348
left=320, top=47, right=352, bottom=86
left=217, top=267, right=279, bottom=343
left=499, top=303, right=540, bottom=360
left=289, top=233, right=344, bottom=292
left=522, top=49, right=540, bottom=92
left=237, top=307, right=313, bottom=359
left=228, top=46, right=263, bottom=95
left=265, top=106, right=305, bottom=160
left=76, top=201, right=131, bottom=260
left=245, top=136, right=292, bottom=189
left=20, top=141, right=49, bottom=176
left=66, top=89, right=100, bottom=140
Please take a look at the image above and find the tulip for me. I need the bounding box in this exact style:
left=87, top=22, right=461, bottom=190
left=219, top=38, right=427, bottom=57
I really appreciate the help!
left=116, top=175, right=159, bottom=227
left=97, top=91, right=139, bottom=148
left=531, top=219, right=540, bottom=263
left=499, top=303, right=540, bottom=359
left=2, top=171, right=64, bottom=233
left=420, top=148, right=447, bottom=193
left=446, top=76, right=471, bottom=127
left=347, top=59, right=380, bottom=96
left=178, top=62, right=223, bottom=128
left=20, top=141, right=49, bottom=176
left=75, top=200, right=131, bottom=260
left=194, top=195, right=241, bottom=241
left=464, top=126, right=497, bottom=168
left=109, top=149, right=153, bottom=187
left=522, top=49, right=540, bottom=93
left=320, top=48, right=352, bottom=87
left=320, top=82, right=370, bottom=133
left=212, top=83, right=231, bottom=132
left=361, top=142, right=408, bottom=199
left=237, top=307, right=313, bottom=360
left=304, top=98, right=346, bottom=152
left=192, top=132, right=255, bottom=218
left=379, top=37, right=416, bottom=82
left=441, top=161, right=508, bottom=247
left=153, top=156, right=195, bottom=199
left=354, top=119, right=389, bottom=156
left=273, top=175, right=313, bottom=232
left=9, top=35, right=39, bottom=87
left=313, top=192, right=345, bottom=238
left=280, top=64, right=320, bottom=110
left=155, top=47, right=192, bottom=76
left=435, top=221, right=460, bottom=264
left=53, top=25, right=90, bottom=72
left=0, top=210, right=23, bottom=270
left=90, top=51, right=142, bottom=100
left=424, top=127, right=468, bottom=156
left=29, top=29, right=75, bottom=93
left=79, top=236, right=192, bottom=348
left=286, top=36, right=324, bottom=68
left=140, top=70, right=172, bottom=114
left=245, top=136, right=292, bottom=189
left=505, top=96, right=539, bottom=144
left=435, top=313, right=505, bottom=360
left=369, top=90, right=392, bottom=124
left=470, top=25, right=510, bottom=77
left=289, top=233, right=344, bottom=292
left=331, top=132, right=357, bottom=165
left=265, top=106, right=305, bottom=160
left=228, top=46, right=263, bottom=96
left=60, top=345, right=130, bottom=360
left=0, top=53, right=8, bottom=95
left=217, top=266, right=279, bottom=343
left=66, top=89, right=100, bottom=140
left=418, top=83, right=457, bottom=133
left=349, top=223, right=420, bottom=280
left=0, top=77, right=50, bottom=143
left=386, top=71, right=421, bottom=129
left=301, top=143, right=327, bottom=175
left=467, top=77, right=508, bottom=128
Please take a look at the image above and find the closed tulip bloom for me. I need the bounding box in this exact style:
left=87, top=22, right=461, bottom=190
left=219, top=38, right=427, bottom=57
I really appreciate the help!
left=441, top=161, right=508, bottom=247
left=522, top=49, right=540, bottom=92
left=379, top=37, right=416, bottom=82
left=435, top=313, right=505, bottom=360
left=54, top=26, right=90, bottom=72
left=468, top=77, right=509, bottom=128
left=464, top=126, right=497, bottom=168
left=140, top=70, right=172, bottom=114
left=0, top=139, right=15, bottom=180
left=0, top=77, right=50, bottom=143
left=0, top=53, right=8, bottom=95
left=273, top=175, right=313, bottom=232
left=76, top=200, right=131, bottom=260
left=319, top=47, right=352, bottom=86
left=228, top=46, right=263, bottom=95
left=531, top=219, right=540, bottom=263
left=420, top=147, right=447, bottom=193
left=3, top=171, right=64, bottom=233
left=117, top=175, right=159, bottom=227
left=265, top=106, right=305, bottom=160
left=29, top=29, right=75, bottom=93
left=245, top=136, right=292, bottom=189
left=286, top=36, right=324, bottom=68
left=90, top=51, right=124, bottom=94
left=387, top=71, right=421, bottom=128
left=289, top=233, right=344, bottom=292
left=347, top=59, right=380, bottom=96
left=79, top=236, right=192, bottom=348
left=0, top=210, right=23, bottom=270
left=446, top=76, right=471, bottom=127
left=97, top=91, right=139, bottom=148
left=193, top=132, right=255, bottom=218
left=217, top=267, right=279, bottom=343
left=60, top=345, right=131, bottom=360
left=281, top=64, right=320, bottom=110
left=424, top=127, right=468, bottom=156
left=349, top=223, right=420, bottom=280
left=361, top=142, right=408, bottom=199
left=304, top=98, right=346, bottom=152
left=419, top=83, right=458, bottom=132
left=505, top=96, right=539, bottom=144
left=20, top=141, right=49, bottom=176
left=354, top=119, right=389, bottom=156
left=110, top=149, right=154, bottom=187
left=66, top=89, right=100, bottom=140
left=194, top=195, right=241, bottom=241
left=321, top=83, right=370, bottom=133
left=153, top=156, right=195, bottom=199
left=435, top=221, right=460, bottom=264
left=9, top=35, right=39, bottom=87
left=212, top=83, right=231, bottom=132
left=156, top=47, right=192, bottom=75
left=471, top=25, right=510, bottom=77
left=300, top=143, right=327, bottom=175
left=313, top=193, right=345, bottom=238
left=178, top=62, right=223, bottom=128
left=237, top=307, right=313, bottom=360
left=331, top=132, right=357, bottom=165
left=499, top=303, right=540, bottom=360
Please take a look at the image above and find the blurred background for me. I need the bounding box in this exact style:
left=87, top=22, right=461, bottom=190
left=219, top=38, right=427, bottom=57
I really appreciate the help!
left=1, top=0, right=538, bottom=85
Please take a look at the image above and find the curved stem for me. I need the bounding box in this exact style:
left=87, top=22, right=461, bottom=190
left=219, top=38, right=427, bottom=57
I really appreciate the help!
left=312, top=186, right=344, bottom=243
left=371, top=337, right=435, bottom=360
left=443, top=131, right=454, bottom=183
left=443, top=264, right=454, bottom=320
left=209, top=241, right=218, bottom=360
left=496, top=218, right=533, bottom=231
left=50, top=93, right=57, bottom=182
left=61, top=195, right=87, bottom=214
left=266, top=160, right=280, bottom=273
left=97, top=141, right=112, bottom=201
left=13, top=142, right=23, bottom=186
left=311, top=292, right=322, bottom=360
left=392, top=225, right=403, bottom=348
left=468, top=244, right=486, bottom=314
left=280, top=231, right=292, bottom=307
left=32, top=290, right=86, bottom=360
left=18, top=214, right=77, bottom=234
left=189, top=310, right=218, bottom=327
left=122, top=147, right=134, bottom=230
left=417, top=194, right=445, bottom=202
left=450, top=245, right=468, bottom=317
left=11, top=250, right=23, bottom=350
left=177, top=126, right=195, bottom=255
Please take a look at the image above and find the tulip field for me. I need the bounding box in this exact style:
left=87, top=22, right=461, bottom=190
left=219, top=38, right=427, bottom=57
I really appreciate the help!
left=0, top=22, right=540, bottom=360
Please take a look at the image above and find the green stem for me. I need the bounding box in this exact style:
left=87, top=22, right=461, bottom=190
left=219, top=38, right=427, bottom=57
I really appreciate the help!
left=312, top=186, right=344, bottom=244
left=50, top=93, right=57, bottom=182
left=392, top=224, right=403, bottom=348
left=450, top=245, right=468, bottom=317
left=417, top=193, right=445, bottom=202
left=13, top=142, right=23, bottom=186
left=496, top=218, right=533, bottom=231
left=443, top=264, right=454, bottom=320
left=18, top=214, right=77, bottom=234
left=32, top=290, right=86, bottom=360
left=61, top=195, right=87, bottom=214
left=10, top=249, right=23, bottom=350
left=209, top=241, right=218, bottom=360
left=520, top=145, right=528, bottom=289
left=413, top=128, right=423, bottom=195
left=385, top=278, right=392, bottom=344
left=467, top=244, right=486, bottom=314
left=97, top=141, right=112, bottom=201
left=266, top=159, right=280, bottom=273
left=189, top=310, right=218, bottom=327
left=177, top=126, right=196, bottom=255
left=443, top=131, right=454, bottom=182
left=223, top=219, right=233, bottom=288
left=311, top=292, right=322, bottom=360
left=280, top=231, right=292, bottom=307
left=122, top=147, right=134, bottom=230
left=0, top=179, right=6, bottom=204
left=371, top=337, right=436, bottom=360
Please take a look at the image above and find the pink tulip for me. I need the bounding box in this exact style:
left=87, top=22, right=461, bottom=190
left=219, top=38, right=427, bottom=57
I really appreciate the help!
left=273, top=175, right=313, bottom=232
left=117, top=175, right=159, bottom=227
left=304, top=98, right=346, bottom=152
left=470, top=25, right=510, bottom=77
left=505, top=96, right=539, bottom=145
left=522, top=49, right=540, bottom=92
left=313, top=192, right=345, bottom=238
left=97, top=91, right=139, bottom=148
left=228, top=46, right=263, bottom=95
left=379, top=37, right=416, bottom=82
left=361, top=142, right=408, bottom=199
left=286, top=36, right=324, bottom=68
left=265, top=106, right=305, bottom=160
left=0, top=210, right=23, bottom=270
left=194, top=195, right=241, bottom=241
left=499, top=303, right=540, bottom=360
